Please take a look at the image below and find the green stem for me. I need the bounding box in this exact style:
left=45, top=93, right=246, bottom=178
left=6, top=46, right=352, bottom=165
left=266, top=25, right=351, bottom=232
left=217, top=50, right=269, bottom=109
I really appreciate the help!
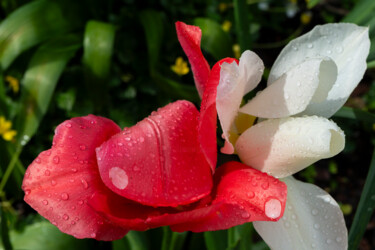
left=0, top=145, right=22, bottom=195
left=348, top=147, right=375, bottom=249
left=367, top=60, right=375, bottom=69
left=227, top=227, right=236, bottom=250
left=233, top=0, right=251, bottom=52
left=161, top=227, right=172, bottom=250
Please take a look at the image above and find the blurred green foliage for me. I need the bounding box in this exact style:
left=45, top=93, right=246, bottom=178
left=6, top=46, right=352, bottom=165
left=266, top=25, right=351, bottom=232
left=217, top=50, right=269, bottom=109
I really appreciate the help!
left=0, top=0, right=374, bottom=249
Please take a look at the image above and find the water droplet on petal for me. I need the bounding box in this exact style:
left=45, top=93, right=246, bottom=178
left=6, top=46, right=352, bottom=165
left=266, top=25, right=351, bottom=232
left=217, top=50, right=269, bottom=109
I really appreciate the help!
left=247, top=192, right=255, bottom=198
left=79, top=145, right=86, bottom=151
left=265, top=199, right=282, bottom=219
left=241, top=211, right=250, bottom=219
left=35, top=158, right=41, bottom=164
left=51, top=180, right=57, bottom=186
left=53, top=156, right=60, bottom=164
left=61, top=193, right=69, bottom=200
left=44, top=170, right=50, bottom=176
left=43, top=200, right=48, bottom=205
left=109, top=167, right=128, bottom=190
left=91, top=233, right=96, bottom=238
left=63, top=214, right=69, bottom=220
left=311, top=209, right=318, bottom=216
left=81, top=179, right=89, bottom=189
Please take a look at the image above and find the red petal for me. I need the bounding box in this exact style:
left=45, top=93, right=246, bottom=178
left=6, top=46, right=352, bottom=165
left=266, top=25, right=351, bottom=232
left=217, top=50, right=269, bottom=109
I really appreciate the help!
left=88, top=162, right=286, bottom=233
left=170, top=161, right=288, bottom=232
left=176, top=21, right=211, bottom=98
left=97, top=100, right=213, bottom=207
left=22, top=115, right=128, bottom=240
left=199, top=58, right=239, bottom=172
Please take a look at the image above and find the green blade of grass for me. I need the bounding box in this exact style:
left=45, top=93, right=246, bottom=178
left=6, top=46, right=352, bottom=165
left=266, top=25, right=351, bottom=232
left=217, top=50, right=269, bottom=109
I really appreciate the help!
left=139, top=10, right=164, bottom=71
left=82, top=20, right=116, bottom=111
left=348, top=147, right=375, bottom=249
left=0, top=0, right=81, bottom=70
left=0, top=206, right=13, bottom=250
left=193, top=18, right=233, bottom=60
left=204, top=230, right=227, bottom=250
left=333, top=106, right=375, bottom=123
left=233, top=0, right=251, bottom=52
left=15, top=34, right=81, bottom=146
left=341, top=0, right=375, bottom=24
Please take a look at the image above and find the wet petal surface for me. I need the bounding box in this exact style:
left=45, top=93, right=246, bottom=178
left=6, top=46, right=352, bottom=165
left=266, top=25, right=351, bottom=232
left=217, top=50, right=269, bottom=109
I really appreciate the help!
left=254, top=177, right=347, bottom=250
left=97, top=100, right=213, bottom=207
left=235, top=116, right=345, bottom=178
left=22, top=115, right=128, bottom=240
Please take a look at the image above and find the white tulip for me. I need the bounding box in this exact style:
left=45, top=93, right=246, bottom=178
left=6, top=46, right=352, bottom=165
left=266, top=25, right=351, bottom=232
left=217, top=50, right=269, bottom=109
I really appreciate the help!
left=216, top=23, right=370, bottom=250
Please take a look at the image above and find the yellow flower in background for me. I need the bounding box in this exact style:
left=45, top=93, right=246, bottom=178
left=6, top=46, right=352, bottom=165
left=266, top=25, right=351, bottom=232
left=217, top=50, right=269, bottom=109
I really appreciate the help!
left=0, top=116, right=17, bottom=141
left=5, top=75, right=19, bottom=94
left=232, top=44, right=241, bottom=59
left=218, top=3, right=228, bottom=12
left=222, top=20, right=232, bottom=32
left=300, top=11, right=312, bottom=25
left=171, top=57, right=190, bottom=76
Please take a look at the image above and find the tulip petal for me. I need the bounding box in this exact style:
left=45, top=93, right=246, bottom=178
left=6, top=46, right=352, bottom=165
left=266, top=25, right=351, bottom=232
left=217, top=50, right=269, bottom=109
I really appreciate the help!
left=97, top=100, right=213, bottom=207
left=22, top=115, right=128, bottom=240
left=217, top=51, right=263, bottom=153
left=235, top=116, right=345, bottom=178
left=199, top=57, right=238, bottom=171
left=269, top=23, right=370, bottom=118
left=240, top=58, right=337, bottom=118
left=176, top=21, right=211, bottom=98
left=89, top=162, right=287, bottom=232
left=171, top=162, right=287, bottom=232
left=254, top=177, right=347, bottom=250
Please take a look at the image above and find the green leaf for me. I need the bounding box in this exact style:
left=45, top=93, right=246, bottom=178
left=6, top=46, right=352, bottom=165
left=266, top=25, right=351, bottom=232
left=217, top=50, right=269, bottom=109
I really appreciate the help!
left=152, top=72, right=199, bottom=103
left=139, top=10, right=165, bottom=71
left=204, top=230, right=227, bottom=250
left=15, top=34, right=81, bottom=146
left=113, top=231, right=150, bottom=250
left=0, top=221, right=90, bottom=250
left=348, top=147, right=375, bottom=249
left=82, top=20, right=116, bottom=109
left=193, top=18, right=233, bottom=60
left=333, top=106, right=375, bottom=124
left=341, top=0, right=375, bottom=25
left=307, top=0, right=322, bottom=9
left=0, top=0, right=81, bottom=70
left=233, top=0, right=251, bottom=52
left=0, top=206, right=12, bottom=250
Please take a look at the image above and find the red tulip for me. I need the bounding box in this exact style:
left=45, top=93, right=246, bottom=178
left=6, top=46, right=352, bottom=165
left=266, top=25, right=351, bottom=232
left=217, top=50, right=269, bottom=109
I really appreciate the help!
left=21, top=22, right=287, bottom=241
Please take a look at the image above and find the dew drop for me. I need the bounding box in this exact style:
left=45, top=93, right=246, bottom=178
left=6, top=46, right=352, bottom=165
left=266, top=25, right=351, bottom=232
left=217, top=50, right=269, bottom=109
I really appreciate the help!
left=314, top=223, right=320, bottom=229
left=78, top=200, right=84, bottom=205
left=71, top=221, right=76, bottom=225
left=65, top=123, right=72, bottom=128
left=336, top=236, right=342, bottom=242
left=44, top=170, right=51, bottom=176
left=311, top=209, right=318, bottom=216
left=51, top=180, right=57, bottom=186
left=109, top=167, right=129, bottom=190
left=53, top=156, right=60, bottom=164
left=35, top=158, right=41, bottom=164
left=139, top=137, right=145, bottom=143
left=247, top=191, right=255, bottom=198
left=91, top=233, right=96, bottom=238
left=43, top=200, right=48, bottom=205
left=326, top=239, right=332, bottom=244
left=265, top=199, right=282, bottom=219
left=307, top=43, right=313, bottom=49
left=79, top=145, right=86, bottom=151
left=261, top=182, right=269, bottom=190
left=241, top=211, right=250, bottom=219
left=63, top=214, right=69, bottom=220
left=61, top=193, right=69, bottom=200
left=81, top=179, right=89, bottom=189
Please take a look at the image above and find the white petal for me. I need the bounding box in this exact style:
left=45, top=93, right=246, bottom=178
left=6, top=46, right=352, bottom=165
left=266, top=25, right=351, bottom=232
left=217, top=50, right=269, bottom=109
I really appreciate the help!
left=216, top=50, right=264, bottom=154
left=240, top=58, right=337, bottom=118
left=254, top=177, right=348, bottom=250
left=235, top=116, right=345, bottom=178
left=269, top=23, right=370, bottom=118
